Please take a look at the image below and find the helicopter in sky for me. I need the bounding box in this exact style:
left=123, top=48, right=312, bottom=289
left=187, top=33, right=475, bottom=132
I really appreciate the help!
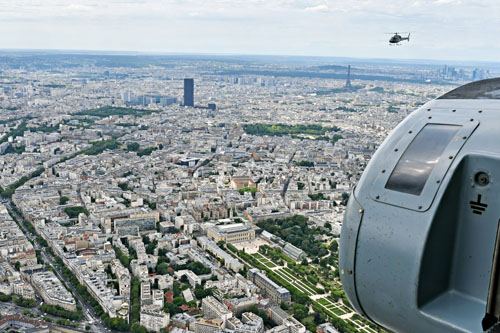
left=388, top=32, right=410, bottom=45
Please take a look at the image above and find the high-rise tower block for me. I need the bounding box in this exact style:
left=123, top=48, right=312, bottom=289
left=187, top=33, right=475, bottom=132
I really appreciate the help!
left=184, top=78, right=194, bottom=107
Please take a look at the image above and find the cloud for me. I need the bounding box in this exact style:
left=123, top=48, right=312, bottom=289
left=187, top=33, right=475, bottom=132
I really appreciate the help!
left=65, top=4, right=94, bottom=11
left=304, top=4, right=329, bottom=12
left=434, top=0, right=461, bottom=5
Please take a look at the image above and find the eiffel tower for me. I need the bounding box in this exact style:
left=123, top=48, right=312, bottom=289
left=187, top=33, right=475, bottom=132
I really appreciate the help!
left=344, top=65, right=352, bottom=90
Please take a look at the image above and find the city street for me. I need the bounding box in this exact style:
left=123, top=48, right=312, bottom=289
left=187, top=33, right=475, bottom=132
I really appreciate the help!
left=4, top=200, right=106, bottom=332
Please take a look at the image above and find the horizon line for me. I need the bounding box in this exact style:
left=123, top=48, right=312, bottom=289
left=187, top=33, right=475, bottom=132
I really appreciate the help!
left=0, top=48, right=499, bottom=67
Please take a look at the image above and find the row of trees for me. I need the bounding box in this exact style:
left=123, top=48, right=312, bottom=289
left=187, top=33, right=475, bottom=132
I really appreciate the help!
left=114, top=246, right=135, bottom=269
left=8, top=205, right=37, bottom=235
left=0, top=292, right=35, bottom=307
left=1, top=144, right=25, bottom=155
left=39, top=304, right=83, bottom=321
left=75, top=106, right=158, bottom=118
left=137, top=147, right=157, bottom=156
left=0, top=167, right=45, bottom=197
left=126, top=142, right=159, bottom=156
left=242, top=123, right=340, bottom=137
left=296, top=160, right=314, bottom=167
left=82, top=139, right=120, bottom=155
left=130, top=277, right=141, bottom=326
left=0, top=121, right=28, bottom=144
left=308, top=193, right=327, bottom=201
left=53, top=255, right=131, bottom=331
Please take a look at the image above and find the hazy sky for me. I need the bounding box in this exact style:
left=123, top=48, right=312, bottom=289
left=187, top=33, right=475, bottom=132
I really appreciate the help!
left=2, top=0, right=499, bottom=62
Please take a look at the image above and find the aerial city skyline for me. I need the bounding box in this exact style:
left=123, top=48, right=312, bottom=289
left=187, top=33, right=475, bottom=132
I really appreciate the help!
left=0, top=51, right=496, bottom=332
left=0, top=0, right=499, bottom=332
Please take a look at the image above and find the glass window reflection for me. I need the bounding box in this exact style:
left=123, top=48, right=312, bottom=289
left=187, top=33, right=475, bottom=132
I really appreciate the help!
left=385, top=124, right=461, bottom=196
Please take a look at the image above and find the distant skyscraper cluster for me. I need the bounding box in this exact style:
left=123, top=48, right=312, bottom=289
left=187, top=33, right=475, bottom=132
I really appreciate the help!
left=440, top=65, right=489, bottom=81
left=227, top=77, right=275, bottom=86
left=472, top=68, right=488, bottom=81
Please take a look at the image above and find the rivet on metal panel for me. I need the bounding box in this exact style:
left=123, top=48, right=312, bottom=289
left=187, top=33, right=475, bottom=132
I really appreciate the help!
left=427, top=108, right=431, bottom=111
left=382, top=170, right=386, bottom=173
left=376, top=195, right=380, bottom=199
left=418, top=206, right=423, bottom=210
left=436, top=180, right=440, bottom=184
left=475, top=172, right=489, bottom=186
left=462, top=136, right=467, bottom=140
left=408, top=131, right=413, bottom=134
left=428, top=116, right=432, bottom=119
left=478, top=110, right=483, bottom=113
left=347, top=270, right=353, bottom=275
left=449, top=156, right=453, bottom=159
left=452, top=109, right=456, bottom=112
left=394, top=148, right=398, bottom=152
left=358, top=209, right=364, bottom=214
left=470, top=118, right=474, bottom=121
